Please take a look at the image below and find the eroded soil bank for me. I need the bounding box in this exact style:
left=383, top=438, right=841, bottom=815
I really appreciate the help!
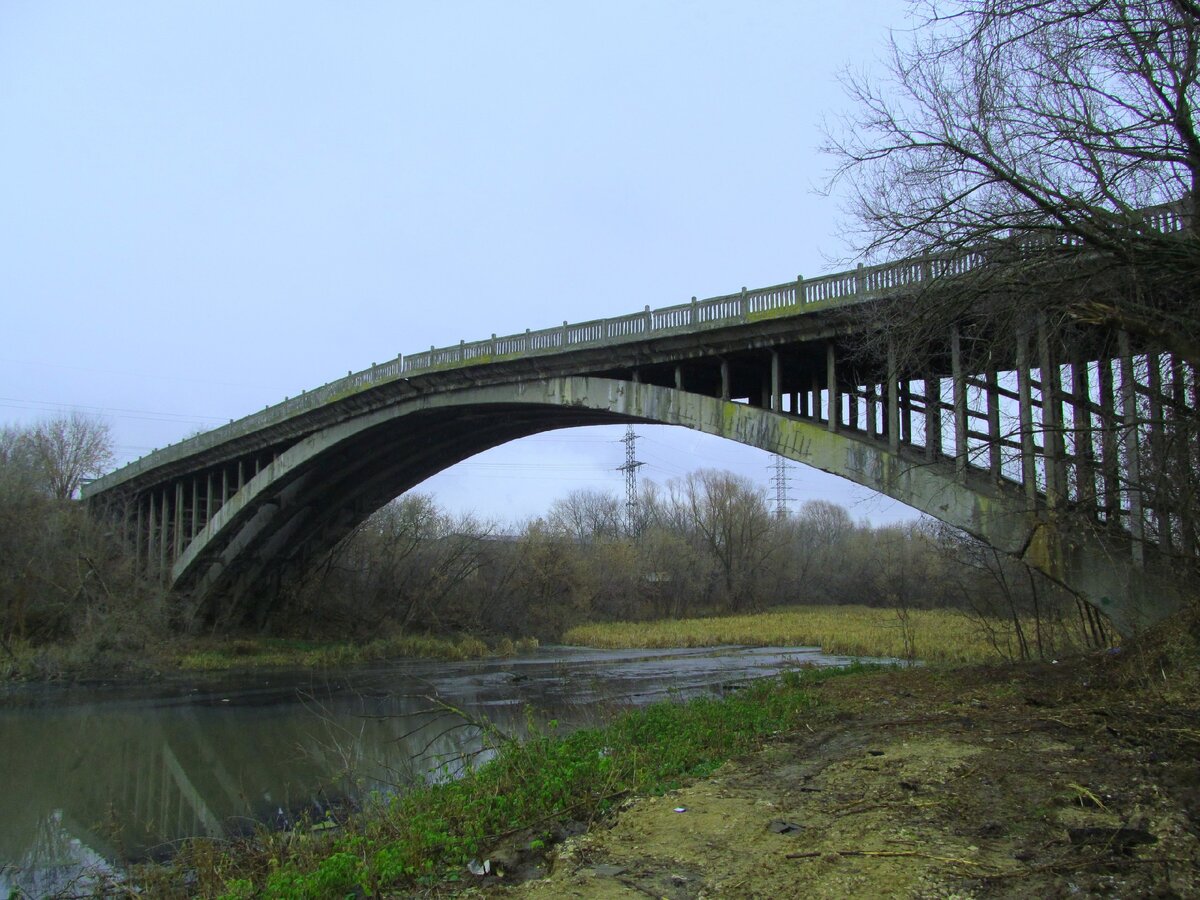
left=482, top=654, right=1199, bottom=899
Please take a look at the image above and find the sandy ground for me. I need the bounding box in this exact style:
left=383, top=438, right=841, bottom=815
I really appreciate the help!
left=462, top=654, right=1199, bottom=899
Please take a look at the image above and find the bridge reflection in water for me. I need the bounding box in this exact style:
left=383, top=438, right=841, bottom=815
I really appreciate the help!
left=0, top=645, right=855, bottom=895
left=0, top=667, right=526, bottom=893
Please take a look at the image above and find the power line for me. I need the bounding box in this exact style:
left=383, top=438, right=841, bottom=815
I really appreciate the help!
left=0, top=357, right=287, bottom=392
left=0, top=396, right=230, bottom=425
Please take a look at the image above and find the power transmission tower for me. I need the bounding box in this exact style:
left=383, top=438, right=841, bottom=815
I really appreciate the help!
left=771, top=454, right=794, bottom=519
left=618, top=424, right=644, bottom=533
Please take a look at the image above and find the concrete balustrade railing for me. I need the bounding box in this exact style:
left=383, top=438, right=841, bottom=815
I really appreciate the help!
left=87, top=201, right=1188, bottom=490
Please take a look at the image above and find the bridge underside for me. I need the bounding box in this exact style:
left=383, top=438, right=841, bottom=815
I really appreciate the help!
left=160, top=378, right=1180, bottom=635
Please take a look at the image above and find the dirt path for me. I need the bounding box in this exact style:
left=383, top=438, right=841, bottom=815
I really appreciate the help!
left=479, top=656, right=1198, bottom=898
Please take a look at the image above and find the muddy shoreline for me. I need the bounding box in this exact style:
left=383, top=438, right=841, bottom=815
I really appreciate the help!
left=491, top=655, right=1199, bottom=898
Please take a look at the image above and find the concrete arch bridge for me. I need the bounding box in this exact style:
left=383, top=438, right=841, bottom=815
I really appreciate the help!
left=83, top=221, right=1197, bottom=635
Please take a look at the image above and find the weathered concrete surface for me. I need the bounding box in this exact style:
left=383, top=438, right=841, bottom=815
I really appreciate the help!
left=175, top=377, right=1178, bottom=634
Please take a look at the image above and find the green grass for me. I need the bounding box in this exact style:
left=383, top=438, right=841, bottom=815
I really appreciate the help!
left=145, top=665, right=862, bottom=898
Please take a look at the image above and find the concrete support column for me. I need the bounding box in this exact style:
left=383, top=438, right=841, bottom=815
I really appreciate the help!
left=158, top=489, right=169, bottom=578
left=1145, top=351, right=1166, bottom=548
left=174, top=482, right=184, bottom=561
left=951, top=325, right=968, bottom=481
left=887, top=345, right=900, bottom=453
left=1037, top=316, right=1065, bottom=507
left=146, top=494, right=157, bottom=575
left=986, top=366, right=1002, bottom=481
left=770, top=350, right=782, bottom=412
left=191, top=479, right=199, bottom=542
left=1099, top=357, right=1121, bottom=522
left=866, top=382, right=878, bottom=440
left=720, top=360, right=731, bottom=402
left=826, top=343, right=839, bottom=433
left=675, top=364, right=684, bottom=391
left=1171, top=355, right=1196, bottom=556
left=1118, top=331, right=1145, bottom=565
left=1016, top=328, right=1038, bottom=506
left=1071, top=358, right=1098, bottom=519
left=205, top=474, right=214, bottom=531
left=135, top=497, right=144, bottom=572
left=924, top=378, right=940, bottom=461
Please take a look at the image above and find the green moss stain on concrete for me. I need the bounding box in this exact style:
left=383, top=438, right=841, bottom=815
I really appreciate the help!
left=745, top=304, right=805, bottom=324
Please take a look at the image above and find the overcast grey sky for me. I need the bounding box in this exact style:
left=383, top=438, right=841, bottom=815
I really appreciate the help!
left=1, top=1, right=919, bottom=527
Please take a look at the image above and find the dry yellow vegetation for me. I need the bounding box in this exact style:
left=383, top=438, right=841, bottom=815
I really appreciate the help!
left=563, top=605, right=1087, bottom=664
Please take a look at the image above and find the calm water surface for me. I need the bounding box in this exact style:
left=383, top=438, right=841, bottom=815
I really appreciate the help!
left=0, top=644, right=878, bottom=896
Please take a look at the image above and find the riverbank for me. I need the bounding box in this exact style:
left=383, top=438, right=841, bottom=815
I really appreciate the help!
left=0, top=603, right=1096, bottom=682
left=0, top=632, right=540, bottom=682
left=564, top=604, right=1102, bottom=664
left=122, top=613, right=1197, bottom=898
left=505, top=639, right=1199, bottom=899
left=130, top=662, right=855, bottom=897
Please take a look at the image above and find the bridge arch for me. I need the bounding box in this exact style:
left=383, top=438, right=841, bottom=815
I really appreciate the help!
left=174, top=376, right=1171, bottom=634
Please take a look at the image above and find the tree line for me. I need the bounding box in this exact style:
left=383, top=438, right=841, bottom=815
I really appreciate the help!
left=1, top=412, right=1104, bottom=669
left=15, top=0, right=1200, bottom=664
left=272, top=471, right=1101, bottom=655
left=0, top=413, right=165, bottom=667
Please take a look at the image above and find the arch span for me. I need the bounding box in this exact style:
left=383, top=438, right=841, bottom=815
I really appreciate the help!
left=176, top=377, right=1177, bottom=633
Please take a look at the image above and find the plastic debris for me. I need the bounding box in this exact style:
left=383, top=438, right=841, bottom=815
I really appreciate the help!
left=768, top=819, right=804, bottom=835
left=673, top=807, right=687, bottom=813
left=467, top=858, right=492, bottom=876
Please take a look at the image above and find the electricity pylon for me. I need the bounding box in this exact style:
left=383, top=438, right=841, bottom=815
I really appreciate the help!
left=618, top=425, right=644, bottom=533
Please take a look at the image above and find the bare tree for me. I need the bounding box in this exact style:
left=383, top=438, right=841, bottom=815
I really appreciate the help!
left=0, top=426, right=40, bottom=497
left=23, top=412, right=114, bottom=500
left=827, top=0, right=1200, bottom=592
left=266, top=493, right=497, bottom=635
left=668, top=470, right=782, bottom=611
left=547, top=488, right=624, bottom=542
left=827, top=0, right=1200, bottom=366
left=508, top=518, right=595, bottom=636
left=0, top=419, right=163, bottom=651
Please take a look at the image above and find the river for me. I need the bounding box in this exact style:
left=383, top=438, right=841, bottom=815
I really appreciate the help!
left=0, top=644, right=878, bottom=896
